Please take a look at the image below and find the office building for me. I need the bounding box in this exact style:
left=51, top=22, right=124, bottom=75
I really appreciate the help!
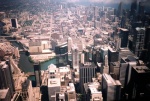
left=79, top=62, right=96, bottom=93
left=0, top=88, right=11, bottom=101
left=103, top=55, right=109, bottom=74
left=67, top=37, right=73, bottom=54
left=21, top=79, right=34, bottom=101
left=108, top=47, right=119, bottom=62
left=130, top=0, right=137, bottom=16
left=55, top=42, right=68, bottom=66
left=72, top=45, right=79, bottom=69
left=84, top=82, right=103, bottom=101
left=110, top=62, right=120, bottom=80
left=126, top=66, right=150, bottom=100
left=0, top=61, right=15, bottom=97
left=119, top=56, right=137, bottom=88
left=34, top=62, right=41, bottom=87
left=11, top=18, right=18, bottom=28
left=138, top=2, right=145, bottom=17
left=119, top=28, right=129, bottom=48
left=133, top=27, right=145, bottom=57
left=48, top=78, right=60, bottom=101
left=102, top=74, right=121, bottom=101
left=118, top=2, right=123, bottom=17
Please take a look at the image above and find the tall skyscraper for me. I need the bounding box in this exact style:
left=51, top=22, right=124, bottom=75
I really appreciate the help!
left=138, top=2, right=145, bottom=16
left=119, top=28, right=129, bottom=48
left=79, top=62, right=96, bottom=93
left=131, top=0, right=137, bottom=16
left=133, top=27, right=145, bottom=57
left=0, top=61, right=15, bottom=97
left=34, top=62, right=41, bottom=87
left=67, top=37, right=73, bottom=54
left=102, top=74, right=121, bottom=101
left=72, top=45, right=79, bottom=69
left=118, top=2, right=123, bottom=17
left=103, top=55, right=109, bottom=74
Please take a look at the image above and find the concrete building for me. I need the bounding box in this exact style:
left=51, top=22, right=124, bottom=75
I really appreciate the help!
left=67, top=37, right=73, bottom=54
left=72, top=45, right=79, bottom=69
left=79, top=62, right=96, bottom=93
left=48, top=78, right=61, bottom=101
left=84, top=81, right=103, bottom=101
left=67, top=83, right=76, bottom=101
left=34, top=62, right=41, bottom=87
left=119, top=56, right=137, bottom=88
left=0, top=61, right=15, bottom=98
left=102, top=74, right=121, bottom=101
left=20, top=79, right=34, bottom=101
left=133, top=27, right=145, bottom=57
left=0, top=88, right=11, bottom=101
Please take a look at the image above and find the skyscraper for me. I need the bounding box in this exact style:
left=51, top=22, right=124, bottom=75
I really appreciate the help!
left=102, top=74, right=121, bottom=101
left=131, top=0, right=137, bottom=16
left=72, top=45, right=79, bottom=69
left=133, top=27, right=145, bottom=57
left=119, top=28, right=129, bottom=48
left=67, top=37, right=73, bottom=54
left=34, top=62, right=41, bottom=87
left=0, top=61, right=15, bottom=97
left=79, top=62, right=96, bottom=93
left=118, top=2, right=123, bottom=17
left=138, top=2, right=145, bottom=16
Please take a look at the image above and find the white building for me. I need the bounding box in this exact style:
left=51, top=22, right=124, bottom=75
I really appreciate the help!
left=48, top=78, right=61, bottom=101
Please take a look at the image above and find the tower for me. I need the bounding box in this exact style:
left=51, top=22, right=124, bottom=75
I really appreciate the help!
left=0, top=61, right=15, bottom=97
left=72, top=45, right=79, bottom=69
left=67, top=37, right=73, bottom=54
left=79, top=62, right=96, bottom=93
left=118, top=2, right=123, bottom=17
left=34, top=62, right=41, bottom=87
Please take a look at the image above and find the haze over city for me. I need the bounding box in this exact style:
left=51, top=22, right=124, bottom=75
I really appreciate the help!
left=0, top=0, right=150, bottom=101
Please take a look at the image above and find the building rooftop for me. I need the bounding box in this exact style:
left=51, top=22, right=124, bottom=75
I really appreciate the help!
left=0, top=88, right=9, bottom=99
left=132, top=66, right=150, bottom=74
left=48, top=78, right=60, bottom=87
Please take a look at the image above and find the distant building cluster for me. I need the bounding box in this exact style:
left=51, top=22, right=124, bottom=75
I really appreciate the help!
left=0, top=0, right=150, bottom=101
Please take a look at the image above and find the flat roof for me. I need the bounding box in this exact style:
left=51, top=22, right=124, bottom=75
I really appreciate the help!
left=0, top=88, right=9, bottom=99
left=48, top=78, right=60, bottom=87
left=132, top=66, right=150, bottom=73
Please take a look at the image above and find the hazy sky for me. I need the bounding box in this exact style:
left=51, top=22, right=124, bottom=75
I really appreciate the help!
left=66, top=0, right=149, bottom=4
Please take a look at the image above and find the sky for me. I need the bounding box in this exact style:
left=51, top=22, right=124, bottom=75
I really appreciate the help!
left=66, top=0, right=148, bottom=4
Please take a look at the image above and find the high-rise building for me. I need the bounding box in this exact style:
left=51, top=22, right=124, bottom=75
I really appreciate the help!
left=133, top=27, right=145, bottom=57
left=130, top=0, right=137, bottom=16
left=108, top=47, right=119, bottom=63
left=125, top=66, right=150, bottom=100
left=72, top=45, right=79, bottom=69
left=55, top=42, right=68, bottom=67
left=34, top=62, right=41, bottom=87
left=119, top=56, right=137, bottom=88
left=0, top=61, right=15, bottom=97
left=118, top=2, right=123, bottom=17
left=79, top=62, right=96, bottom=93
left=138, top=2, right=145, bottom=16
left=48, top=78, right=60, bottom=101
left=119, top=28, right=129, bottom=48
left=103, top=55, right=109, bottom=74
left=67, top=37, right=73, bottom=54
left=11, top=18, right=18, bottom=28
left=102, top=74, right=121, bottom=101
left=0, top=88, right=11, bottom=101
